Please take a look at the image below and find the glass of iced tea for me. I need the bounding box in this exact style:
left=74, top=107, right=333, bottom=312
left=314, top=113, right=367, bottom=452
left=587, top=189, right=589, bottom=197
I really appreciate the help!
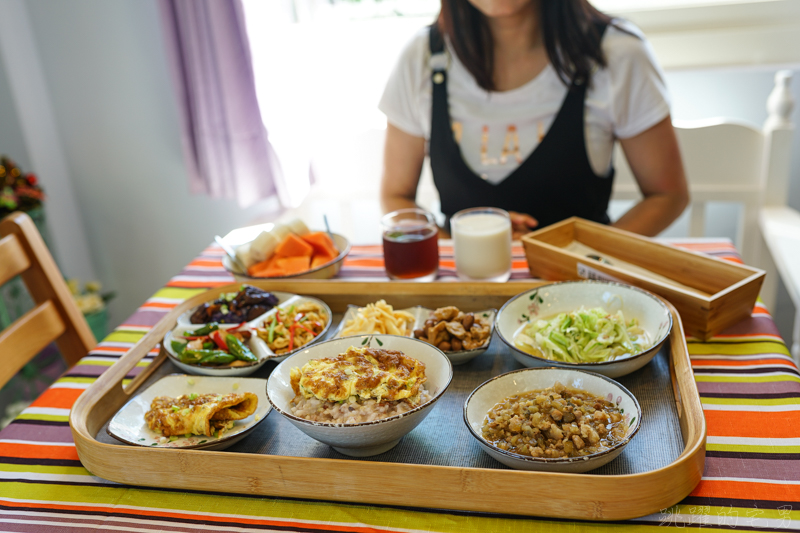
left=381, top=208, right=439, bottom=281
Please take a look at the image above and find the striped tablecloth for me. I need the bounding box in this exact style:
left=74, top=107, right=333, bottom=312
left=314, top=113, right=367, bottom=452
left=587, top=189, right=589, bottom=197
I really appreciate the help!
left=1, top=240, right=798, bottom=532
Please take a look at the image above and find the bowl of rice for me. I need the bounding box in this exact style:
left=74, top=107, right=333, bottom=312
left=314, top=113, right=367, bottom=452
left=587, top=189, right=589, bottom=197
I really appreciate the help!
left=266, top=335, right=453, bottom=457
left=496, top=281, right=672, bottom=378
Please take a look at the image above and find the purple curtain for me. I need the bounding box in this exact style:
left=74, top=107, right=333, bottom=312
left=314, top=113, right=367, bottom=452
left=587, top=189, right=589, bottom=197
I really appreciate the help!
left=159, top=0, right=283, bottom=207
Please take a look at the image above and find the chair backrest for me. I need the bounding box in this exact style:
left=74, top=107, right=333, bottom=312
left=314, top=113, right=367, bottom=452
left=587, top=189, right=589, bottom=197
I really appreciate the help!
left=0, top=211, right=96, bottom=388
left=611, top=70, right=794, bottom=268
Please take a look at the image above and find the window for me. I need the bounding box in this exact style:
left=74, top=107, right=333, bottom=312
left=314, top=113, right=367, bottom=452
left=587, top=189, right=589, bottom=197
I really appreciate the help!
left=242, top=0, right=438, bottom=207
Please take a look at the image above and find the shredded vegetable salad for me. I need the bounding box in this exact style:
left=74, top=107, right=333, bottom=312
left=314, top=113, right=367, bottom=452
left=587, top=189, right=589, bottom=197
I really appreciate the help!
left=256, top=302, right=328, bottom=355
left=514, top=307, right=650, bottom=363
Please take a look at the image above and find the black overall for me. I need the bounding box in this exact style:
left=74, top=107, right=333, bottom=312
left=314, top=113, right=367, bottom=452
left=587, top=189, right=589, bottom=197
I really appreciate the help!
left=429, top=24, right=614, bottom=230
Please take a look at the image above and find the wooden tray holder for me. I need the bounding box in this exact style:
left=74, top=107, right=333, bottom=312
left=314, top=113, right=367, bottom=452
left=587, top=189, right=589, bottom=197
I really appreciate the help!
left=522, top=217, right=765, bottom=340
left=70, top=280, right=706, bottom=521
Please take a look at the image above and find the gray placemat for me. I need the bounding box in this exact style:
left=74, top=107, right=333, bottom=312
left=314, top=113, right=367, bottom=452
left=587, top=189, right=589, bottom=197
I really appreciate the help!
left=99, top=316, right=683, bottom=475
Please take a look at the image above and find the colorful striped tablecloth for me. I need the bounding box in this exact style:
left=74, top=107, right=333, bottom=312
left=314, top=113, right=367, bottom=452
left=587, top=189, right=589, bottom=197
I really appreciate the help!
left=1, top=240, right=798, bottom=532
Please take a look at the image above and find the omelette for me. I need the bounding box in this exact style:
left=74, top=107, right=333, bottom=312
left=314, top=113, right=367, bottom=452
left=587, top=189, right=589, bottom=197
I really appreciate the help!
left=145, top=392, right=258, bottom=437
left=290, top=347, right=426, bottom=404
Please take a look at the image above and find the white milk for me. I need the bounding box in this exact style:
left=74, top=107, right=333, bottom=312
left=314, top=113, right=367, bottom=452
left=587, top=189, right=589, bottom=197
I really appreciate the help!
left=452, top=211, right=512, bottom=281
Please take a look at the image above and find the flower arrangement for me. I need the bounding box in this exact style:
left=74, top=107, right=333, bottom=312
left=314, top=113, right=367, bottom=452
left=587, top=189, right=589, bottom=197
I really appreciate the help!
left=0, top=156, right=45, bottom=218
left=67, top=279, right=115, bottom=315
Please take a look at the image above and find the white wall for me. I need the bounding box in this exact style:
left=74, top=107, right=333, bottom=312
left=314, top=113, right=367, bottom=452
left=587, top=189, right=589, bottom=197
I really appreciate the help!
left=11, top=0, right=279, bottom=325
left=0, top=59, right=31, bottom=172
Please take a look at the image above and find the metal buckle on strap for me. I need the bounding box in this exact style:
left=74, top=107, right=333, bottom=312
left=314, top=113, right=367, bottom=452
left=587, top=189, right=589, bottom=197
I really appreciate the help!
left=429, top=52, right=448, bottom=72
left=430, top=52, right=448, bottom=84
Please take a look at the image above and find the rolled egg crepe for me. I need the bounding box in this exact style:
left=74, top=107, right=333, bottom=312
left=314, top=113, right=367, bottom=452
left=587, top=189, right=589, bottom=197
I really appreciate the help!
left=145, top=392, right=258, bottom=437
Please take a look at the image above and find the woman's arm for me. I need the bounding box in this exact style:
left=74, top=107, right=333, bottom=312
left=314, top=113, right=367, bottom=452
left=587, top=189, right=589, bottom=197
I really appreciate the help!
left=380, top=123, right=426, bottom=214
left=614, top=116, right=689, bottom=236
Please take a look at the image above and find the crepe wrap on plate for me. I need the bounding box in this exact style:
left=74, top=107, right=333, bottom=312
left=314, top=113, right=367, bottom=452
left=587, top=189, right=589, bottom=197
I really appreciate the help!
left=145, top=392, right=258, bottom=437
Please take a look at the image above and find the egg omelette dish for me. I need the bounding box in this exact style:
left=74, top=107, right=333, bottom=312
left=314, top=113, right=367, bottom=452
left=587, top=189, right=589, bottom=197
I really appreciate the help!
left=290, top=347, right=426, bottom=404
left=144, top=392, right=258, bottom=437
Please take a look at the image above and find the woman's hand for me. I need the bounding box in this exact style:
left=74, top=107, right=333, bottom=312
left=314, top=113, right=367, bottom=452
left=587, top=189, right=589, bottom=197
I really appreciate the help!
left=509, top=211, right=538, bottom=239
left=614, top=116, right=689, bottom=236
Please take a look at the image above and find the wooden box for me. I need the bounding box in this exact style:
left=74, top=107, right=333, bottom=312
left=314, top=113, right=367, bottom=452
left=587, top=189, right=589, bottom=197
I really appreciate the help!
left=521, top=217, right=765, bottom=340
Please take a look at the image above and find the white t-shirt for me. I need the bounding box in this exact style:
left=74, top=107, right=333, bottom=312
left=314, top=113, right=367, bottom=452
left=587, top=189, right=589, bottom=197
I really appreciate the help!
left=378, top=20, right=670, bottom=183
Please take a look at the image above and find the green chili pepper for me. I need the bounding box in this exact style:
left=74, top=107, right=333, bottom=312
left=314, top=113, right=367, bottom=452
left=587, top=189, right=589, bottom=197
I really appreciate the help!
left=197, top=352, right=236, bottom=365
left=226, top=334, right=257, bottom=362
left=268, top=317, right=277, bottom=343
left=171, top=341, right=186, bottom=355
left=202, top=341, right=215, bottom=350
left=181, top=349, right=231, bottom=365
left=187, top=323, right=220, bottom=336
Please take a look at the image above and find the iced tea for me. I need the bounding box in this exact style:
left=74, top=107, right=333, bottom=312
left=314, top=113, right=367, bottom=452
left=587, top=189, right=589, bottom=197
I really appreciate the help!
left=381, top=209, right=439, bottom=281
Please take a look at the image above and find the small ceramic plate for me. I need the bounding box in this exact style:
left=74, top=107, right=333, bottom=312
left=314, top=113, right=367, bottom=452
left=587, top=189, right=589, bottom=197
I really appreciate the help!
left=163, top=324, right=269, bottom=377
left=464, top=367, right=641, bottom=473
left=177, top=290, right=297, bottom=326
left=107, top=374, right=270, bottom=450
left=333, top=305, right=495, bottom=365
left=246, top=294, right=333, bottom=363
left=332, top=304, right=426, bottom=339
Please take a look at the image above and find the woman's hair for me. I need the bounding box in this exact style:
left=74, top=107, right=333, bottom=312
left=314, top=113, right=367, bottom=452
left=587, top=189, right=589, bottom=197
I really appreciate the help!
left=437, top=0, right=614, bottom=90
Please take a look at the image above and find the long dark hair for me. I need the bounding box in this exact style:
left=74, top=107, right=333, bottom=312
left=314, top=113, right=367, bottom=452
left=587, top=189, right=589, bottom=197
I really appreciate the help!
left=438, top=0, right=614, bottom=90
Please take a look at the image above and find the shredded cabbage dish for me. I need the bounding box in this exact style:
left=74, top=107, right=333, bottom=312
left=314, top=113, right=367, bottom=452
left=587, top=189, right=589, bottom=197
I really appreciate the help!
left=514, top=307, right=651, bottom=363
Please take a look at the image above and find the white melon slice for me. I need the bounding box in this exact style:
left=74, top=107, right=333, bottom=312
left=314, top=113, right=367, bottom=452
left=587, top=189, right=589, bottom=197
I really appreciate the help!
left=270, top=223, right=291, bottom=243
left=284, top=218, right=310, bottom=236
left=235, top=242, right=255, bottom=269
left=250, top=231, right=281, bottom=262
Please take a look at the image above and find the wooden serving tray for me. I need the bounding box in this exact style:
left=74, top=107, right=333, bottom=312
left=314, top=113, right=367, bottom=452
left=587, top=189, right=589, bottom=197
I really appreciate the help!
left=69, top=280, right=706, bottom=521
left=522, top=217, right=764, bottom=340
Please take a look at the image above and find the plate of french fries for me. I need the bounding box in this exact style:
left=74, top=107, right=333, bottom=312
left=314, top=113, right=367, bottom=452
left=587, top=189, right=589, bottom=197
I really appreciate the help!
left=333, top=300, right=423, bottom=338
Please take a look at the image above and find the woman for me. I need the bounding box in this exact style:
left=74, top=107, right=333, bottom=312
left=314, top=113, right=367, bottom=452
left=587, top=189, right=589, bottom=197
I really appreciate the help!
left=379, top=0, right=689, bottom=239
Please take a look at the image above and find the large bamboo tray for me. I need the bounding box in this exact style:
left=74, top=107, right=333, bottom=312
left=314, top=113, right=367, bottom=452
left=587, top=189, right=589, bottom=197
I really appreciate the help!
left=70, top=280, right=706, bottom=521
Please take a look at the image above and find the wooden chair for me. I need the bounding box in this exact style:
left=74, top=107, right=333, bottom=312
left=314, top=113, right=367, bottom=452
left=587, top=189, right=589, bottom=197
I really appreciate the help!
left=0, top=211, right=96, bottom=388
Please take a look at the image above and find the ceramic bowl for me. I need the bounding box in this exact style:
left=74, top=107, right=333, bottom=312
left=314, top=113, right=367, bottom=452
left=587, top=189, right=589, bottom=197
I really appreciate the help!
left=496, top=281, right=672, bottom=378
left=107, top=374, right=270, bottom=450
left=164, top=324, right=268, bottom=377
left=266, top=335, right=453, bottom=457
left=464, top=367, right=641, bottom=472
left=223, top=233, right=351, bottom=281
left=177, top=289, right=297, bottom=326
left=333, top=305, right=496, bottom=366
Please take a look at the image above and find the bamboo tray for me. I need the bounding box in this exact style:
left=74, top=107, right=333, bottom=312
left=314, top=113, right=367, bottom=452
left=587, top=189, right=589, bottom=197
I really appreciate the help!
left=70, top=280, right=706, bottom=521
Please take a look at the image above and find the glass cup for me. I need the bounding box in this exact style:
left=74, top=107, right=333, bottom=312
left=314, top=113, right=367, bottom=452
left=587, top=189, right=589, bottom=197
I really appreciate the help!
left=451, top=207, right=512, bottom=282
left=381, top=208, right=439, bottom=281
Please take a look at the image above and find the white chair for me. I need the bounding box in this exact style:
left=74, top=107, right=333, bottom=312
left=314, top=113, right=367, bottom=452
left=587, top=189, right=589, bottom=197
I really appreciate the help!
left=613, top=70, right=798, bottom=362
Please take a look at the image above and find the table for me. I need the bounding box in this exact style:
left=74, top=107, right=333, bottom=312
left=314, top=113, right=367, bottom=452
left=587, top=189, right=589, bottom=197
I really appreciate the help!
left=1, top=240, right=798, bottom=532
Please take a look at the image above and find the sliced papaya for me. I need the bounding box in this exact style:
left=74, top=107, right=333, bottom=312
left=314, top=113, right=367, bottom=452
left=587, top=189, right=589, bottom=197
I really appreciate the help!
left=311, top=252, right=336, bottom=270
left=276, top=255, right=311, bottom=276
left=301, top=232, right=338, bottom=258
left=274, top=233, right=314, bottom=258
left=247, top=255, right=281, bottom=277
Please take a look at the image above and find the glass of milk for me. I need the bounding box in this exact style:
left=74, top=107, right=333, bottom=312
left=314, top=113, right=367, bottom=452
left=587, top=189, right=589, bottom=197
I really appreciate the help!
left=451, top=207, right=512, bottom=282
